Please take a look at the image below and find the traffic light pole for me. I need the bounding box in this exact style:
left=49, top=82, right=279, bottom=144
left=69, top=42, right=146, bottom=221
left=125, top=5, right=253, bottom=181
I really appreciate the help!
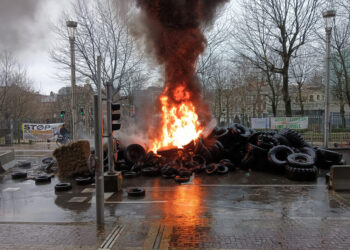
left=95, top=55, right=104, bottom=226
left=106, top=81, right=116, bottom=174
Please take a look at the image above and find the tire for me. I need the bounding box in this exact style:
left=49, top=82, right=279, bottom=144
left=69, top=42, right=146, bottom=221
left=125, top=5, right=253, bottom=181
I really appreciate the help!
left=141, top=167, right=159, bottom=177
left=285, top=165, right=318, bottom=181
left=123, top=171, right=138, bottom=178
left=199, top=145, right=213, bottom=163
left=55, top=183, right=72, bottom=192
left=174, top=176, right=190, bottom=183
left=219, top=159, right=236, bottom=171
left=127, top=187, right=145, bottom=197
left=12, top=172, right=27, bottom=179
left=325, top=172, right=330, bottom=184
left=42, top=157, right=54, bottom=164
left=18, top=161, right=31, bottom=168
left=315, top=147, right=343, bottom=164
left=162, top=174, right=176, bottom=179
left=124, top=144, right=146, bottom=164
left=35, top=175, right=51, bottom=184
left=287, top=153, right=315, bottom=168
left=248, top=132, right=264, bottom=144
left=300, top=147, right=317, bottom=162
left=273, top=134, right=290, bottom=146
left=205, top=163, right=217, bottom=175
left=230, top=123, right=251, bottom=141
left=279, top=128, right=309, bottom=148
left=268, top=145, right=294, bottom=168
left=216, top=164, right=229, bottom=175
left=75, top=177, right=92, bottom=185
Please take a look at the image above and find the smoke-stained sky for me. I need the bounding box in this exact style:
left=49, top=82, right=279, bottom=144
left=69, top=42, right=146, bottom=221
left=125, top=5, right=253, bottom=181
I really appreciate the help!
left=0, top=0, right=69, bottom=94
left=0, top=0, right=235, bottom=95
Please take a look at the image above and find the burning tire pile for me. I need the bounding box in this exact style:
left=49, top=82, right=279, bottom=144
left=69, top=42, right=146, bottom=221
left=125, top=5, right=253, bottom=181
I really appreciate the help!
left=116, top=125, right=344, bottom=182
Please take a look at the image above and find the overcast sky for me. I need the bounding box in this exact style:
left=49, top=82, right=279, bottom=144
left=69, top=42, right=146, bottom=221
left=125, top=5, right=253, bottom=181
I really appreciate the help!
left=0, top=0, right=235, bottom=95
left=0, top=0, right=70, bottom=95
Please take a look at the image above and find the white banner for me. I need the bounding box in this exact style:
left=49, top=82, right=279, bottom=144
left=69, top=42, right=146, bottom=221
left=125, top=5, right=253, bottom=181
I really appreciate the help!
left=22, top=123, right=63, bottom=141
left=251, top=118, right=270, bottom=129
left=270, top=117, right=308, bottom=130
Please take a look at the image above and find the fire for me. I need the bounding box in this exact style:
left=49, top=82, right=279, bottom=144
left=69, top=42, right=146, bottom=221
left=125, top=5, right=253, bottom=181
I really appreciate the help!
left=151, top=85, right=203, bottom=152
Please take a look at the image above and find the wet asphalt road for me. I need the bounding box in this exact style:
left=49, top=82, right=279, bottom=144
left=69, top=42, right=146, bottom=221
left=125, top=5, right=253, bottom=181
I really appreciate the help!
left=0, top=145, right=350, bottom=249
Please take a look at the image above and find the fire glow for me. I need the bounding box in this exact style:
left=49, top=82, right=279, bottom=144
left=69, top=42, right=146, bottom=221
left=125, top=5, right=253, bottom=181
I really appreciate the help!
left=151, top=85, right=203, bottom=152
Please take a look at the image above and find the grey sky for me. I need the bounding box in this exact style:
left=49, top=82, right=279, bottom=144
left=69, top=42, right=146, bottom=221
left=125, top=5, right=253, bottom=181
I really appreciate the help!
left=0, top=0, right=235, bottom=95
left=0, top=0, right=69, bottom=94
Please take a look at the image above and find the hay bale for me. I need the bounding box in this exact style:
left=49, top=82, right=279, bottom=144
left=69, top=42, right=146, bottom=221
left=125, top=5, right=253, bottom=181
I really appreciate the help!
left=53, top=140, right=91, bottom=178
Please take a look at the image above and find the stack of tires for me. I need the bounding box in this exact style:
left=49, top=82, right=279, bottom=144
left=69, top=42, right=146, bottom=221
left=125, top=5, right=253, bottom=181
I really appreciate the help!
left=241, top=128, right=344, bottom=181
left=114, top=126, right=344, bottom=182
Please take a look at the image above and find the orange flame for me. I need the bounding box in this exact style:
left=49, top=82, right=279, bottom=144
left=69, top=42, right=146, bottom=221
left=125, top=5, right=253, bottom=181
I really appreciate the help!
left=151, top=85, right=203, bottom=152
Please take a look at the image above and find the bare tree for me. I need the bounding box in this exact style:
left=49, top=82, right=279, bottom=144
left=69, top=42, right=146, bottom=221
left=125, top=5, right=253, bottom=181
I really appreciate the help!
left=291, top=49, right=317, bottom=116
left=232, top=0, right=321, bottom=116
left=51, top=0, right=146, bottom=97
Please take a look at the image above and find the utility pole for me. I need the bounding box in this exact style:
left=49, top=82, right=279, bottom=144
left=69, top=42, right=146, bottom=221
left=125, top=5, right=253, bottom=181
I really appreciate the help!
left=67, top=21, right=78, bottom=141
left=95, top=55, right=104, bottom=225
left=323, top=10, right=336, bottom=148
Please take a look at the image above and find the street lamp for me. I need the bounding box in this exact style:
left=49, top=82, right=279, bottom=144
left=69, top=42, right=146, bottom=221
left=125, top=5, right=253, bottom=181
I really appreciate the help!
left=66, top=20, right=78, bottom=141
left=322, top=10, right=336, bottom=148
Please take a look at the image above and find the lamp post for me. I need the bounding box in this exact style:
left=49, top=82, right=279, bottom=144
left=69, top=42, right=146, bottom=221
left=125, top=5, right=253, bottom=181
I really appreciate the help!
left=323, top=10, right=336, bottom=148
left=67, top=20, right=78, bottom=141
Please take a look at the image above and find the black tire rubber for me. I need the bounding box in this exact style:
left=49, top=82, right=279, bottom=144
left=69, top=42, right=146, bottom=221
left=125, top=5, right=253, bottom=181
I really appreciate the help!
left=193, top=154, right=206, bottom=167
left=55, top=183, right=72, bottom=192
left=205, top=163, right=217, bottom=175
left=216, top=164, right=229, bottom=174
left=18, top=161, right=31, bottom=168
left=124, top=144, right=146, bottom=164
left=11, top=172, right=27, bottom=179
left=123, top=171, right=138, bottom=178
left=272, top=134, right=290, bottom=146
left=141, top=167, right=159, bottom=177
left=287, top=153, right=315, bottom=168
left=35, top=175, right=51, bottom=184
left=241, top=150, right=256, bottom=169
left=127, top=187, right=146, bottom=197
left=42, top=157, right=54, bottom=164
left=325, top=172, right=330, bottom=184
left=230, top=123, right=251, bottom=141
left=200, top=145, right=213, bottom=163
left=248, top=132, right=264, bottom=144
left=75, top=177, right=92, bottom=185
left=174, top=176, right=190, bottom=183
left=315, top=147, right=343, bottom=164
left=268, top=145, right=294, bottom=168
left=285, top=165, right=318, bottom=181
left=162, top=174, right=176, bottom=179
left=279, top=128, right=309, bottom=148
left=299, top=147, right=317, bottom=162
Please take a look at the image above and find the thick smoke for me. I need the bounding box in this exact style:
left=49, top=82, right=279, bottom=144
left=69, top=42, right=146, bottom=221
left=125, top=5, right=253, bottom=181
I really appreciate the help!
left=134, top=0, right=228, bottom=138
left=0, top=0, right=42, bottom=51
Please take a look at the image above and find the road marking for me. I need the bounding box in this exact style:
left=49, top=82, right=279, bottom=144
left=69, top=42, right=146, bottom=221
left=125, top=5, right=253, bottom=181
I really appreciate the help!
left=68, top=197, right=88, bottom=203
left=3, top=187, right=20, bottom=192
left=81, top=188, right=95, bottom=193
left=197, top=184, right=326, bottom=187
left=89, top=193, right=114, bottom=203
left=99, top=225, right=124, bottom=250
left=105, top=201, right=167, bottom=204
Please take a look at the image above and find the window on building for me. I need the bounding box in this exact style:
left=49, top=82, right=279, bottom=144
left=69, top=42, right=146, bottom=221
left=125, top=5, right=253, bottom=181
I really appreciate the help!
left=317, top=95, right=320, bottom=100
left=309, top=95, right=314, bottom=102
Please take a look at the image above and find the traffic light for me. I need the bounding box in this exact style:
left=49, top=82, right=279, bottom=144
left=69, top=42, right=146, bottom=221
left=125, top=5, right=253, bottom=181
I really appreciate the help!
left=80, top=108, right=84, bottom=116
left=111, top=103, right=121, bottom=131
left=60, top=111, right=65, bottom=118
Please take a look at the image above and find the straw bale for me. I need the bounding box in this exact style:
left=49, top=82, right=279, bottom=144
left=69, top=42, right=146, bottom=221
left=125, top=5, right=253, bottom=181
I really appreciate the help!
left=53, top=140, right=91, bottom=178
